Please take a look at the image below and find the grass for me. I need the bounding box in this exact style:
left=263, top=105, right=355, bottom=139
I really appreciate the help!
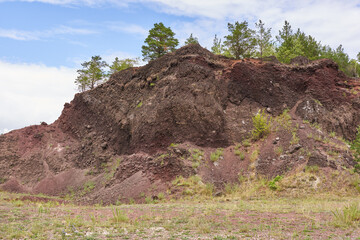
left=332, top=203, right=360, bottom=228
left=189, top=148, right=204, bottom=169
left=210, top=148, right=224, bottom=162
left=234, top=149, right=245, bottom=160
left=1, top=191, right=360, bottom=239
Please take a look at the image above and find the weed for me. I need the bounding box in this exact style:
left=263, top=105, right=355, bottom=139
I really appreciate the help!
left=329, top=131, right=336, bottom=138
left=269, top=175, right=283, bottom=190
left=290, top=132, right=299, bottom=145
left=82, top=181, right=96, bottom=195
left=351, top=125, right=360, bottom=162
left=332, top=203, right=360, bottom=227
left=145, top=196, right=154, bottom=204
left=136, top=101, right=143, bottom=108
left=0, top=177, right=6, bottom=184
left=210, top=148, right=224, bottom=162
left=251, top=109, right=271, bottom=140
left=275, top=109, right=292, bottom=130
left=234, top=149, right=245, bottom=160
left=274, top=146, right=283, bottom=156
left=313, top=99, right=323, bottom=106
left=111, top=208, right=129, bottom=223
left=305, top=165, right=319, bottom=174
left=242, top=139, right=251, bottom=148
left=189, top=148, right=204, bottom=169
left=250, top=149, right=259, bottom=162
left=157, top=192, right=165, bottom=200
left=169, top=143, right=178, bottom=148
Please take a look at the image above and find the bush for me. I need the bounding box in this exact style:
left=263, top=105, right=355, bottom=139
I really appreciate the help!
left=268, top=175, right=283, bottom=190
left=251, top=109, right=271, bottom=140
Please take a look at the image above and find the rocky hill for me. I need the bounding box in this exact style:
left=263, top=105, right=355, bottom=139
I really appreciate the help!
left=1, top=44, right=360, bottom=204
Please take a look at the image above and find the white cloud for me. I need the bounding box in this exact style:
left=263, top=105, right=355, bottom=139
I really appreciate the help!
left=0, top=60, right=77, bottom=131
left=0, top=25, right=97, bottom=41
left=107, top=22, right=148, bottom=36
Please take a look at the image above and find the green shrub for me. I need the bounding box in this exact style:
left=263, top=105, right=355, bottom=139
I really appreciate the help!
left=268, top=175, right=283, bottom=190
left=251, top=109, right=271, bottom=140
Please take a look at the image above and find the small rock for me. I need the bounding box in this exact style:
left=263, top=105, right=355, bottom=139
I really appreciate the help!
left=266, top=107, right=272, bottom=113
left=288, top=144, right=302, bottom=154
left=275, top=137, right=280, bottom=141
left=213, top=191, right=223, bottom=197
left=299, top=125, right=305, bottom=129
left=86, top=125, right=91, bottom=129
left=101, top=142, right=108, bottom=150
left=280, top=155, right=287, bottom=160
left=299, top=156, right=305, bottom=161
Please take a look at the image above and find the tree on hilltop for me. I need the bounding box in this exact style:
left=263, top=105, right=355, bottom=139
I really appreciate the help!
left=75, top=55, right=108, bottom=92
left=255, top=19, right=274, bottom=58
left=223, top=21, right=256, bottom=59
left=185, top=33, right=199, bottom=45
left=109, top=57, right=138, bottom=75
left=141, top=22, right=179, bottom=61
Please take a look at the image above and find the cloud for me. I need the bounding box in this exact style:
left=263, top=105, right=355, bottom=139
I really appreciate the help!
left=107, top=22, right=148, bottom=36
left=0, top=25, right=97, bottom=41
left=0, top=0, right=130, bottom=7
left=0, top=60, right=77, bottom=131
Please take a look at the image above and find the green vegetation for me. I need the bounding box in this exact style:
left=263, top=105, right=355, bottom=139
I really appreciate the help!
left=274, top=146, right=283, bottom=156
left=82, top=181, right=96, bottom=195
left=184, top=33, right=199, bottom=45
left=305, top=165, right=319, bottom=174
left=332, top=203, right=360, bottom=228
left=141, top=22, right=179, bottom=61
left=75, top=55, right=108, bottom=92
left=108, top=57, right=138, bottom=75
left=351, top=126, right=360, bottom=173
left=251, top=109, right=271, bottom=140
left=136, top=101, right=143, bottom=108
left=210, top=148, right=224, bottom=162
left=189, top=148, right=204, bottom=169
left=268, top=175, right=283, bottom=190
left=234, top=150, right=245, bottom=160
left=223, top=21, right=256, bottom=59
left=111, top=207, right=129, bottom=223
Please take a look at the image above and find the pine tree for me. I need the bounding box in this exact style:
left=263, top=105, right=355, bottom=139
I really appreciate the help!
left=109, top=57, right=138, bottom=75
left=211, top=34, right=223, bottom=55
left=141, top=22, right=179, bottom=61
left=185, top=33, right=199, bottom=45
left=223, top=21, right=256, bottom=59
left=255, top=20, right=273, bottom=58
left=75, top=55, right=108, bottom=92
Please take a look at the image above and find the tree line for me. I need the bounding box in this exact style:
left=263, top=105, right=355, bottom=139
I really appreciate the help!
left=75, top=20, right=360, bottom=92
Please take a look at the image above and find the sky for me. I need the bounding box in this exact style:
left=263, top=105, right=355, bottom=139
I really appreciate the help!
left=1, top=0, right=360, bottom=134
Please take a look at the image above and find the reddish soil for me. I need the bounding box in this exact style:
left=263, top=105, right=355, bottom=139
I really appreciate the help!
left=0, top=44, right=359, bottom=204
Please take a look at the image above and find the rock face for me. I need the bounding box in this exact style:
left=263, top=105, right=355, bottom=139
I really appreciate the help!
left=1, top=44, right=360, bottom=203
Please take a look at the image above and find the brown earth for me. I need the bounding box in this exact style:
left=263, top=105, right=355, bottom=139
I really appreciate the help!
left=0, top=44, right=360, bottom=204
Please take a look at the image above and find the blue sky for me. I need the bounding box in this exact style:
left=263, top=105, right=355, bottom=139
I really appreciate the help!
left=1, top=0, right=360, bottom=133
